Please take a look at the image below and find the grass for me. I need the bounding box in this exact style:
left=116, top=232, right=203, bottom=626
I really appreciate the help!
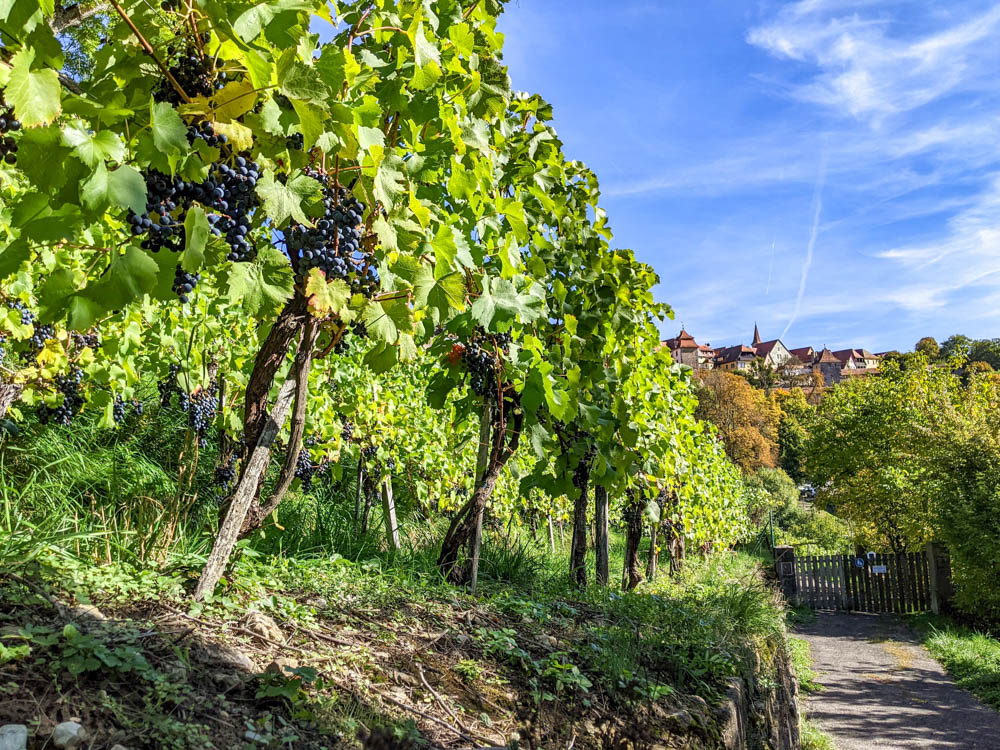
left=908, top=613, right=1000, bottom=710
left=801, top=720, right=836, bottom=750
left=787, top=636, right=823, bottom=694
left=787, top=629, right=837, bottom=750
left=0, top=544, right=791, bottom=749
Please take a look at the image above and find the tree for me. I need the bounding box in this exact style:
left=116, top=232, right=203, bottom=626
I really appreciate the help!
left=804, top=356, right=945, bottom=552
left=968, top=339, right=1000, bottom=370
left=695, top=371, right=779, bottom=472
left=915, top=337, right=940, bottom=359
left=774, top=388, right=812, bottom=483
left=918, top=375, right=1000, bottom=620
left=743, top=357, right=779, bottom=393
left=940, top=334, right=973, bottom=360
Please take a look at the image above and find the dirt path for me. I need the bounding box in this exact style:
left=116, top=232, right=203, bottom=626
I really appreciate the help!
left=796, top=612, right=1000, bottom=749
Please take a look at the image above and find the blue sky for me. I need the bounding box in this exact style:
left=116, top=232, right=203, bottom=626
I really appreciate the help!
left=496, top=1, right=1000, bottom=353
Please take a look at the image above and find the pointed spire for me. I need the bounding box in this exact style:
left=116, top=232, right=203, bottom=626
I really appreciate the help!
left=752, top=322, right=762, bottom=347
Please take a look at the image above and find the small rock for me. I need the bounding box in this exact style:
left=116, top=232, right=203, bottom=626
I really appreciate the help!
left=454, top=633, right=471, bottom=646
left=67, top=604, right=106, bottom=623
left=0, top=725, right=28, bottom=750
left=537, top=634, right=558, bottom=648
left=306, top=596, right=328, bottom=609
left=51, top=721, right=85, bottom=748
left=110, top=745, right=131, bottom=750
left=199, top=642, right=254, bottom=671
left=244, top=611, right=283, bottom=643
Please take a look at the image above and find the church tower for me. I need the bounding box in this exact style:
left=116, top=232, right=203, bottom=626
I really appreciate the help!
left=752, top=323, right=762, bottom=348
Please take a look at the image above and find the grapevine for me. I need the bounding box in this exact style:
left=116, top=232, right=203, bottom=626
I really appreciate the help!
left=0, top=96, right=20, bottom=166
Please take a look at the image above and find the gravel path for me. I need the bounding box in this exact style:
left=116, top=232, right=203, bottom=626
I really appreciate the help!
left=796, top=611, right=1000, bottom=749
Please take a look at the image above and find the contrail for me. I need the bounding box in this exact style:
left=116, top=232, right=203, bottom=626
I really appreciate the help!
left=782, top=161, right=827, bottom=340
left=765, top=239, right=775, bottom=295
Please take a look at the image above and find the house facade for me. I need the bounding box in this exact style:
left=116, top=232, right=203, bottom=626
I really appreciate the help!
left=662, top=329, right=715, bottom=370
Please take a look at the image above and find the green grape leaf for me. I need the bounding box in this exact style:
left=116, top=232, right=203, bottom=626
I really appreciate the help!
left=304, top=268, right=351, bottom=317
left=81, top=163, right=147, bottom=215
left=182, top=205, right=209, bottom=272
left=373, top=155, right=407, bottom=209
left=0, top=239, right=31, bottom=280
left=226, top=245, right=295, bottom=316
left=256, top=169, right=322, bottom=226
left=6, top=48, right=61, bottom=128
left=79, top=246, right=159, bottom=313
left=233, top=0, right=313, bottom=42
left=414, top=264, right=465, bottom=318
left=61, top=123, right=125, bottom=167
left=363, top=341, right=399, bottom=373
left=277, top=53, right=330, bottom=103
left=150, top=100, right=189, bottom=155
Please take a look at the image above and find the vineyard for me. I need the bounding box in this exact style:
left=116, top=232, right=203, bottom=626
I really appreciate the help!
left=0, top=0, right=754, bottom=591
left=0, top=1, right=778, bottom=748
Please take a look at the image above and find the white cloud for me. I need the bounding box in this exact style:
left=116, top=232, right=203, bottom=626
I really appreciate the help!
left=747, top=3, right=1000, bottom=121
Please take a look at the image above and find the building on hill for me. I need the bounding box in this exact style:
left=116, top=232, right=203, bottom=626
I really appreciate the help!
left=715, top=344, right=758, bottom=371
left=833, top=348, right=880, bottom=375
left=815, top=347, right=843, bottom=385
left=697, top=343, right=716, bottom=370
left=663, top=329, right=715, bottom=370
left=754, top=338, right=793, bottom=368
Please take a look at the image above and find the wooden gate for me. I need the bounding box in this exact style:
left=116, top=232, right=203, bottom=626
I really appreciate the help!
left=794, top=552, right=932, bottom=613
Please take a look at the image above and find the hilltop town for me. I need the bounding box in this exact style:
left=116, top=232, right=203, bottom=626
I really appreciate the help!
left=662, top=325, right=882, bottom=386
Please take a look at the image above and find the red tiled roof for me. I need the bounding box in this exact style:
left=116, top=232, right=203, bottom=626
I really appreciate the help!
left=663, top=328, right=699, bottom=350
left=789, top=346, right=814, bottom=360
left=817, top=347, right=840, bottom=364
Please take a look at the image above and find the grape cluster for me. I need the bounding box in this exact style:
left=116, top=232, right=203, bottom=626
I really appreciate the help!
left=71, top=331, right=99, bottom=350
left=172, top=266, right=201, bottom=303
left=572, top=443, right=597, bottom=489
left=285, top=173, right=379, bottom=297
left=158, top=364, right=181, bottom=406
left=341, top=420, right=354, bottom=441
left=38, top=368, right=85, bottom=426
left=187, top=120, right=226, bottom=148
left=156, top=43, right=219, bottom=105
left=0, top=96, right=20, bottom=166
left=133, top=151, right=259, bottom=265
left=286, top=132, right=304, bottom=150
left=209, top=155, right=260, bottom=262
left=29, top=323, right=55, bottom=352
left=214, top=454, right=238, bottom=491
left=112, top=395, right=144, bottom=425
left=294, top=447, right=316, bottom=491
left=462, top=338, right=499, bottom=397
left=183, top=384, right=219, bottom=442
left=362, top=445, right=377, bottom=461
left=6, top=299, right=33, bottom=326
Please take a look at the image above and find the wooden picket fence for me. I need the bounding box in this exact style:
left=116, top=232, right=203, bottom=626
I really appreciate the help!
left=793, top=552, right=932, bottom=613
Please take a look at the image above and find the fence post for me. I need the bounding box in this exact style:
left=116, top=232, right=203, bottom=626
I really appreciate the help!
left=925, top=542, right=953, bottom=615
left=774, top=546, right=797, bottom=602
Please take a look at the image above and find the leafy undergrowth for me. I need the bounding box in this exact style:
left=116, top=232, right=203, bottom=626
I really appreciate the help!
left=0, top=551, right=783, bottom=750
left=907, top=613, right=1000, bottom=711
